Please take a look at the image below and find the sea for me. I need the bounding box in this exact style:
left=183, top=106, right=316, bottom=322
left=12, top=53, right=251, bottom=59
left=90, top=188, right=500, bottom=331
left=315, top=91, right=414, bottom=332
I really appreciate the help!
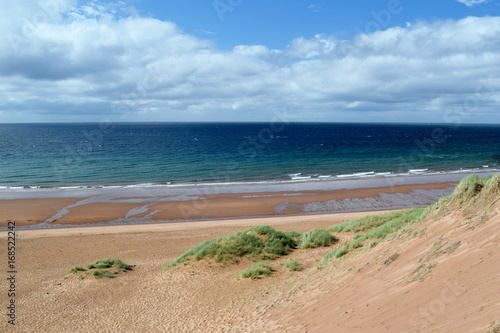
left=0, top=122, right=499, bottom=191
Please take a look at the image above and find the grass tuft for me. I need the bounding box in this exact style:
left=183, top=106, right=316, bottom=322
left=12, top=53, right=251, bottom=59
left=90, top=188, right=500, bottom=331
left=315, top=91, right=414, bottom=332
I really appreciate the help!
left=298, top=229, right=337, bottom=249
left=452, top=174, right=484, bottom=202
left=66, top=258, right=133, bottom=279
left=165, top=225, right=298, bottom=269
left=319, top=208, right=426, bottom=267
left=328, top=210, right=411, bottom=233
left=67, top=266, right=87, bottom=274
left=87, top=258, right=133, bottom=272
left=93, top=269, right=116, bottom=279
left=284, top=260, right=303, bottom=271
left=240, top=261, right=274, bottom=280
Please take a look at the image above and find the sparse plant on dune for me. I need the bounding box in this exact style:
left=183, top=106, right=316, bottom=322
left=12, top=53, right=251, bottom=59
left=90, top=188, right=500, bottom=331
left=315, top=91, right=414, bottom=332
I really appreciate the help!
left=66, top=258, right=133, bottom=279
left=240, top=261, right=274, bottom=280
left=284, top=260, right=303, bottom=271
left=298, top=229, right=337, bottom=249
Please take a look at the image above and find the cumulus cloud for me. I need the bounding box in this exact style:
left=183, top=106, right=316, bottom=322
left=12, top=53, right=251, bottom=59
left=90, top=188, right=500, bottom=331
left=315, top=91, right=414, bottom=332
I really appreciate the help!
left=0, top=1, right=499, bottom=123
left=456, top=0, right=490, bottom=7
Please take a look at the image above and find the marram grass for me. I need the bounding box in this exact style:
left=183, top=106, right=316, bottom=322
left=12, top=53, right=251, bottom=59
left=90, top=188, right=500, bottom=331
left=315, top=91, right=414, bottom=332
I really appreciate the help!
left=240, top=261, right=274, bottom=280
left=164, top=174, right=499, bottom=275
left=66, top=258, right=133, bottom=279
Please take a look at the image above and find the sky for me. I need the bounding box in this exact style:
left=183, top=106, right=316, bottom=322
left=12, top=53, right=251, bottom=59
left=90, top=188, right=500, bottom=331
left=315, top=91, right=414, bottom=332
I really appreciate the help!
left=1, top=0, right=500, bottom=123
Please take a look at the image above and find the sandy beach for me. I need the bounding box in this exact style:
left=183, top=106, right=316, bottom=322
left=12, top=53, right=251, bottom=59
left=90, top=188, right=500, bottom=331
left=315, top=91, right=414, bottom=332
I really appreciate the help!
left=0, top=181, right=455, bottom=227
left=0, top=174, right=498, bottom=332
left=1, top=195, right=499, bottom=332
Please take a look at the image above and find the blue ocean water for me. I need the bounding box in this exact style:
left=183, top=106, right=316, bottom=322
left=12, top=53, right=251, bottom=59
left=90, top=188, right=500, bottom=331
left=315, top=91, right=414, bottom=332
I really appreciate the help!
left=0, top=122, right=499, bottom=189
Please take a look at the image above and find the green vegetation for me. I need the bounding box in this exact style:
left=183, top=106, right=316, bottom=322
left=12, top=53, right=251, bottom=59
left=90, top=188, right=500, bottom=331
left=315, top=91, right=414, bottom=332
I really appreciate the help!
left=284, top=260, right=303, bottom=271
left=87, top=259, right=133, bottom=272
left=434, top=174, right=499, bottom=208
left=298, top=229, right=337, bottom=249
left=452, top=174, right=485, bottom=203
left=67, top=266, right=87, bottom=273
left=328, top=210, right=411, bottom=233
left=164, top=174, right=499, bottom=278
left=319, top=208, right=426, bottom=267
left=93, top=269, right=116, bottom=279
left=165, top=225, right=297, bottom=269
left=66, top=258, right=133, bottom=279
left=240, top=262, right=274, bottom=280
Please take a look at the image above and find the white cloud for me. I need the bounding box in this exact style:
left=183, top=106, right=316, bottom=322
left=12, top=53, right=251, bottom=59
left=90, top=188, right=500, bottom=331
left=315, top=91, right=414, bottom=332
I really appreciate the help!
left=0, top=1, right=499, bottom=123
left=456, top=0, right=490, bottom=7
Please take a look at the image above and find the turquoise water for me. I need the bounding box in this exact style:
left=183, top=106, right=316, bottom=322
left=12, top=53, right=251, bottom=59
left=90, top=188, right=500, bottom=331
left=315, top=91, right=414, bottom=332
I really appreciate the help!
left=0, top=122, right=499, bottom=189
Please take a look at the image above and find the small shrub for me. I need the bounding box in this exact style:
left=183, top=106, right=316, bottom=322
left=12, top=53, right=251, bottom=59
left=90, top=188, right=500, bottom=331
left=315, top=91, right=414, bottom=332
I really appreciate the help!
left=240, top=262, right=274, bottom=280
left=284, top=260, right=303, bottom=271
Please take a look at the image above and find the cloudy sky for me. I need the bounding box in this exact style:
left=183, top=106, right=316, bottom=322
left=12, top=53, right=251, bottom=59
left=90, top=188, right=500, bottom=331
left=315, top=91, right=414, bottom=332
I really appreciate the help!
left=1, top=0, right=499, bottom=123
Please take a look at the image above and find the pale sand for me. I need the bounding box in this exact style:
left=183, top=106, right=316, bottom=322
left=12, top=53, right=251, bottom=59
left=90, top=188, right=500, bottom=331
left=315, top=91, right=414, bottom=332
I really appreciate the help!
left=1, top=205, right=498, bottom=332
left=0, top=182, right=454, bottom=227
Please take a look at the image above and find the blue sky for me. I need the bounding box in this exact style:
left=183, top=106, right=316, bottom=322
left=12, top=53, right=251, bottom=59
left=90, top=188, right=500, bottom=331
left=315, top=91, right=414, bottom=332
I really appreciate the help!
left=136, top=0, right=499, bottom=49
left=0, top=0, right=499, bottom=123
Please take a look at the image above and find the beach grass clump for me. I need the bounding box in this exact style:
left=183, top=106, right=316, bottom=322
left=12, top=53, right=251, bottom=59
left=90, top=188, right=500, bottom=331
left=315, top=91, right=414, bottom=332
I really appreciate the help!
left=67, top=266, right=87, bottom=274
left=328, top=210, right=410, bottom=233
left=429, top=175, right=499, bottom=215
left=93, top=269, right=116, bottom=279
left=320, top=244, right=349, bottom=265
left=165, top=225, right=298, bottom=269
left=298, top=229, right=337, bottom=249
left=66, top=258, right=133, bottom=279
left=240, top=261, right=274, bottom=280
left=452, top=174, right=485, bottom=203
left=87, top=259, right=133, bottom=272
left=284, top=260, right=303, bottom=271
left=319, top=208, right=426, bottom=267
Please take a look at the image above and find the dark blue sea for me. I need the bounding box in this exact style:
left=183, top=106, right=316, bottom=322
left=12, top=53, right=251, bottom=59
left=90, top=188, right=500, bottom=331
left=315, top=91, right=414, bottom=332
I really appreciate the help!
left=0, top=122, right=499, bottom=189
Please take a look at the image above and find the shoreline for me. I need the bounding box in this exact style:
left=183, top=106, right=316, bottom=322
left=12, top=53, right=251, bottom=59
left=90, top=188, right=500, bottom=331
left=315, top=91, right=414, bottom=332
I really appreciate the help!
left=0, top=169, right=497, bottom=197
left=2, top=172, right=496, bottom=229
left=1, top=180, right=457, bottom=229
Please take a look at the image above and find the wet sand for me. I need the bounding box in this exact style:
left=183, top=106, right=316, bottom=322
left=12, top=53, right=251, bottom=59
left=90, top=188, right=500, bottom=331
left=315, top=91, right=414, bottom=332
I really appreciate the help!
left=0, top=182, right=455, bottom=227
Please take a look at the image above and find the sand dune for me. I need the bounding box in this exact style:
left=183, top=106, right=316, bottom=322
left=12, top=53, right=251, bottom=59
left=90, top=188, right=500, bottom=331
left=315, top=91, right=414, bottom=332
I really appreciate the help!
left=1, top=176, right=498, bottom=332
